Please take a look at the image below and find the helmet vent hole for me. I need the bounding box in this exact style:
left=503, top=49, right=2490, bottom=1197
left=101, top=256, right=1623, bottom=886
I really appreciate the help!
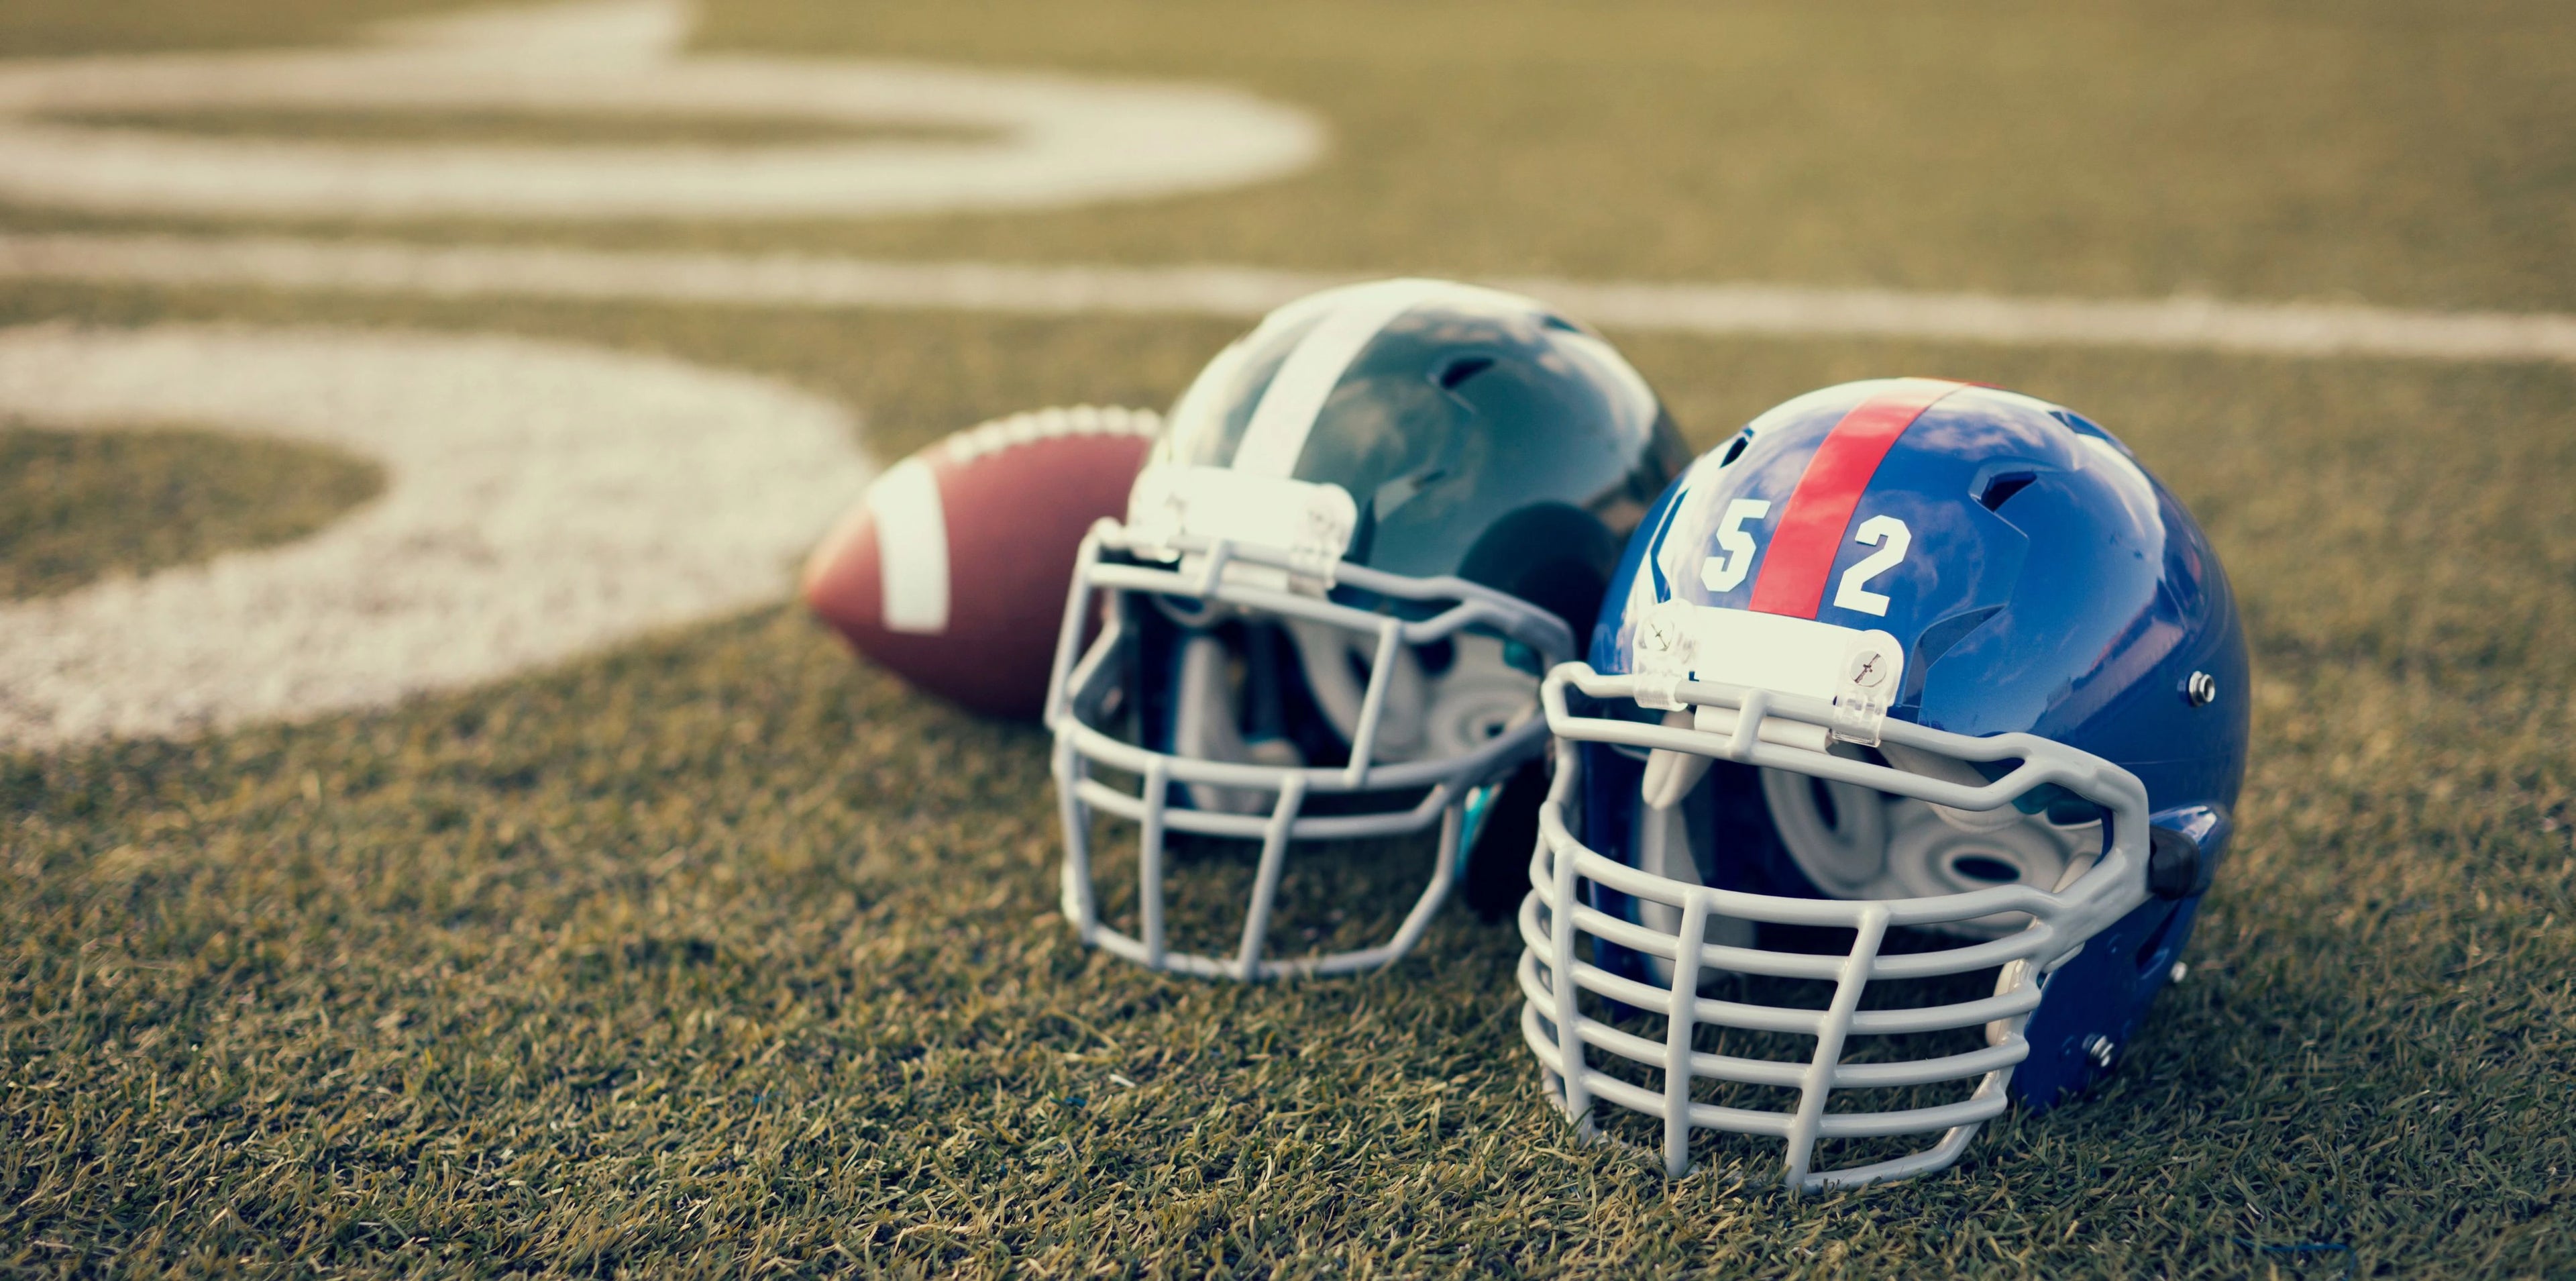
left=1807, top=776, right=1840, bottom=829
left=1720, top=435, right=1750, bottom=466
left=1951, top=854, right=2022, bottom=884
left=1436, top=356, right=1495, bottom=391
left=1978, top=472, right=2037, bottom=511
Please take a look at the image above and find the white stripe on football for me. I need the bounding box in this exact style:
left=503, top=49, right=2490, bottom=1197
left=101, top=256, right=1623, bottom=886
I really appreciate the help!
left=801, top=405, right=1161, bottom=719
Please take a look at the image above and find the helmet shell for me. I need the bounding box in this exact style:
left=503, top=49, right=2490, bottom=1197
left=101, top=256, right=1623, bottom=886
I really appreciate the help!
left=1161, top=279, right=1689, bottom=629
left=1597, top=379, right=2248, bottom=819
left=1588, top=378, right=2251, bottom=1107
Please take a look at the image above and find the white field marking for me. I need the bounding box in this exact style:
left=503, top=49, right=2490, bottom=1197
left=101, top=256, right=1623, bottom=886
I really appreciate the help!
left=0, top=325, right=869, bottom=749
left=5, top=231, right=2572, bottom=366
left=0, top=0, right=1322, bottom=221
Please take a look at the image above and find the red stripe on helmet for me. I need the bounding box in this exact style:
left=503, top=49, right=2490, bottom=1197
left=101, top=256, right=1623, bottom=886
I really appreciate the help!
left=1747, top=379, right=1966, bottom=618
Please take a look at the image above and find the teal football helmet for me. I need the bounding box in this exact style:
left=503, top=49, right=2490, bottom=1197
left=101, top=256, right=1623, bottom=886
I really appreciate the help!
left=1045, top=278, right=1688, bottom=979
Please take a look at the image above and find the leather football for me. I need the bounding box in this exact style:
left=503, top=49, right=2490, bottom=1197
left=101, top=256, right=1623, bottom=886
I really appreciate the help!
left=800, top=406, right=1160, bottom=719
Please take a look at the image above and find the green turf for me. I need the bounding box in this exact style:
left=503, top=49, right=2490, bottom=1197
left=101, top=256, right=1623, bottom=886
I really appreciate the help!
left=4, top=0, right=2575, bottom=1274
left=7, top=0, right=2572, bottom=313
left=0, top=0, right=456, bottom=58
left=4, top=283, right=2571, bottom=1275
left=0, top=422, right=382, bottom=601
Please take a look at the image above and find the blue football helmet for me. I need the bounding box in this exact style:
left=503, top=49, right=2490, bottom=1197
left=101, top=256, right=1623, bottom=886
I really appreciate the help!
left=1518, top=378, right=2249, bottom=1190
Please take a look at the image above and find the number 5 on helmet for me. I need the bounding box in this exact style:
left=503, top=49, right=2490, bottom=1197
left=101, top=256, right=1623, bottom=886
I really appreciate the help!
left=1521, top=378, right=2249, bottom=1190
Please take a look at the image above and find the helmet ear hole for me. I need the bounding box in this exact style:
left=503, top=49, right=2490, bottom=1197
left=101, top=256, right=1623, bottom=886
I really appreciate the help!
left=1806, top=776, right=1843, bottom=831
left=1760, top=766, right=2102, bottom=936
left=1759, top=768, right=1891, bottom=897
left=1949, top=854, right=2023, bottom=884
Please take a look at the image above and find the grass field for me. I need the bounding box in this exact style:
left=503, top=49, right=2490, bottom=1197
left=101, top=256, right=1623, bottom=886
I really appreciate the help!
left=4, top=0, right=2574, bottom=1276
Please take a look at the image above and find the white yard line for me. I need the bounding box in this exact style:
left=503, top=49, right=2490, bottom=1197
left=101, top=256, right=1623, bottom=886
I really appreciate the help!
left=5, top=229, right=2573, bottom=366
left=0, top=0, right=1323, bottom=221
left=0, top=325, right=869, bottom=747
left=0, top=0, right=2557, bottom=364
left=7, top=0, right=2563, bottom=753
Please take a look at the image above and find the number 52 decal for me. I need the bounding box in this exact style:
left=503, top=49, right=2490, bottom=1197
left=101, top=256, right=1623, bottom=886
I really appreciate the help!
left=1697, top=502, right=1912, bottom=617
left=1832, top=515, right=1911, bottom=616
left=1697, top=499, right=1771, bottom=591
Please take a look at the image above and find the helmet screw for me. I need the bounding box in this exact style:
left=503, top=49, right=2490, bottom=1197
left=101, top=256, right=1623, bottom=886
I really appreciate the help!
left=2168, top=960, right=2189, bottom=984
left=2083, top=1035, right=2118, bottom=1070
left=2184, top=670, right=2218, bottom=707
left=1846, top=649, right=1889, bottom=688
left=1640, top=611, right=1679, bottom=654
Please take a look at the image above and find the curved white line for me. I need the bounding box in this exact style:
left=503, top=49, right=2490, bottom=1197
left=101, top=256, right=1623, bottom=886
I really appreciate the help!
left=4, top=231, right=2571, bottom=366
left=0, top=325, right=870, bottom=748
left=0, top=0, right=1323, bottom=221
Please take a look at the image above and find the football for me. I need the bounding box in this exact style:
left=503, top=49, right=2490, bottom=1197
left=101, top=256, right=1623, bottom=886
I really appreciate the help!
left=800, top=405, right=1161, bottom=719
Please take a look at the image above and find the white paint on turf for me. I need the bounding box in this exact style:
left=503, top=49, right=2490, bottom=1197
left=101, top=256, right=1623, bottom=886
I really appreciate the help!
left=3, top=0, right=2565, bottom=752
left=0, top=325, right=869, bottom=748
left=0, top=0, right=1324, bottom=221
left=6, top=231, right=2571, bottom=367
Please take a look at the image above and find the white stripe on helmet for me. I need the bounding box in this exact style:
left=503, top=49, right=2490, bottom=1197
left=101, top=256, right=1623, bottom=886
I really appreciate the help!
left=1232, top=278, right=1533, bottom=477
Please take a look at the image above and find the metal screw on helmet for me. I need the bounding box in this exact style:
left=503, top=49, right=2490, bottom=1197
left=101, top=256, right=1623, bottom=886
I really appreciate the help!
left=2169, top=960, right=2189, bottom=984
left=2084, top=1035, right=2118, bottom=1070
left=1642, top=614, right=1680, bottom=656
left=2184, top=670, right=2218, bottom=707
left=1847, top=648, right=1890, bottom=688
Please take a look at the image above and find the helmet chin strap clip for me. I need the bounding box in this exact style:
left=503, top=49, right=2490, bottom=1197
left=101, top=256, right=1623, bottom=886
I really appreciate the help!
left=1629, top=600, right=1697, bottom=712
left=1829, top=638, right=1896, bottom=748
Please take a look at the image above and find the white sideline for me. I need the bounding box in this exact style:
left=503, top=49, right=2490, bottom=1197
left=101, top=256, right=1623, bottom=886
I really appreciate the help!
left=5, top=231, right=2571, bottom=366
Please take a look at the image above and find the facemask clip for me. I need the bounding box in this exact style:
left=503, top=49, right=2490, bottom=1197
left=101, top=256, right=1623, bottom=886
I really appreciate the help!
left=1631, top=599, right=1697, bottom=711
left=1830, top=639, right=1896, bottom=747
